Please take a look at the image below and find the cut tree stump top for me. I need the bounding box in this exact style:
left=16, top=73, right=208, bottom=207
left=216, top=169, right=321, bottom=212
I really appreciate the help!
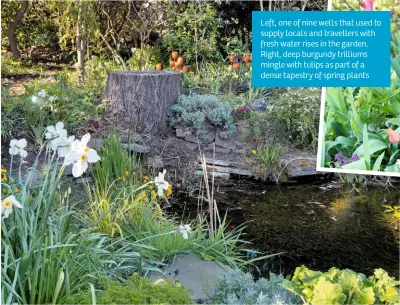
left=107, top=70, right=179, bottom=76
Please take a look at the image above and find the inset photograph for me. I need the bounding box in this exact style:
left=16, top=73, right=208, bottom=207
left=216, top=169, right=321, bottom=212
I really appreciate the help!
left=318, top=0, right=400, bottom=176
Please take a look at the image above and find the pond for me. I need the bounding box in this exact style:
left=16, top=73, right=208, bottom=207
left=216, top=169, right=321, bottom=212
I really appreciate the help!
left=170, top=179, right=400, bottom=277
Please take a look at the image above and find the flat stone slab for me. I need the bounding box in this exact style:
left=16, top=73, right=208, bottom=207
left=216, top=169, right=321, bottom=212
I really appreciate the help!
left=150, top=254, right=231, bottom=301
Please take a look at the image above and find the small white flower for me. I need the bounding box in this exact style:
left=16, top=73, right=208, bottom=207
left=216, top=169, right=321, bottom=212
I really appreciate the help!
left=31, top=95, right=44, bottom=105
left=154, top=169, right=169, bottom=196
left=46, top=122, right=68, bottom=150
left=48, top=95, right=56, bottom=102
left=396, top=159, right=400, bottom=169
left=9, top=139, right=28, bottom=158
left=38, top=89, right=47, bottom=98
left=179, top=224, right=191, bottom=239
left=1, top=195, right=22, bottom=218
left=64, top=133, right=100, bottom=177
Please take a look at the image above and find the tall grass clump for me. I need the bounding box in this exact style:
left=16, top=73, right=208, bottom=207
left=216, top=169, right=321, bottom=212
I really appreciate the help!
left=1, top=146, right=145, bottom=304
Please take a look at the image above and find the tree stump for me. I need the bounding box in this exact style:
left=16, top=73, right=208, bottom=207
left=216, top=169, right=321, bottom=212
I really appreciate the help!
left=103, top=71, right=180, bottom=135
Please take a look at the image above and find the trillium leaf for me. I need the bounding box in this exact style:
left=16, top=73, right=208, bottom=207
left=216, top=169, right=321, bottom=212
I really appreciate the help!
left=311, top=278, right=346, bottom=305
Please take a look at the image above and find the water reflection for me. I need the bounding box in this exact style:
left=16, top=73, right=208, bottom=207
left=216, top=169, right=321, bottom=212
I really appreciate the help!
left=171, top=181, right=400, bottom=277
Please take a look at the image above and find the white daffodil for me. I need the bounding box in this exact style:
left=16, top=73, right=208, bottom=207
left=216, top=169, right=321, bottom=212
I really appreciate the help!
left=64, top=133, right=100, bottom=177
left=31, top=95, right=44, bottom=105
left=48, top=95, right=56, bottom=102
left=179, top=224, right=192, bottom=239
left=1, top=195, right=22, bottom=218
left=46, top=122, right=68, bottom=152
left=57, top=136, right=75, bottom=158
left=9, top=139, right=28, bottom=158
left=154, top=169, right=169, bottom=196
left=38, top=89, right=47, bottom=98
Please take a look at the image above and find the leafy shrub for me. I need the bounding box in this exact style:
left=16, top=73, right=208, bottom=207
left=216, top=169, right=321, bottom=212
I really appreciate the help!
left=282, top=265, right=400, bottom=305
left=161, top=2, right=222, bottom=67
left=65, top=274, right=193, bottom=304
left=168, top=94, right=235, bottom=141
left=24, top=78, right=104, bottom=129
left=206, top=269, right=300, bottom=305
left=268, top=88, right=321, bottom=151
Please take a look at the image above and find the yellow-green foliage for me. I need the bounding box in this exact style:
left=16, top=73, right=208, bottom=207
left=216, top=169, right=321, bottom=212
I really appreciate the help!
left=282, top=265, right=400, bottom=305
left=65, top=274, right=193, bottom=304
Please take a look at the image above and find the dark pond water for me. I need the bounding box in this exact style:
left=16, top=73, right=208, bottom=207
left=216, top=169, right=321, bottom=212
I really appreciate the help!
left=170, top=180, right=400, bottom=278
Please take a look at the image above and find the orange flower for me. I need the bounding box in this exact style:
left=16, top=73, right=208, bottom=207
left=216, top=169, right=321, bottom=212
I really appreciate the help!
left=175, top=68, right=181, bottom=72
left=171, top=51, right=178, bottom=60
left=232, top=62, right=240, bottom=70
left=388, top=128, right=400, bottom=143
left=156, top=63, right=162, bottom=71
left=242, top=55, right=249, bottom=63
left=169, top=60, right=175, bottom=68
left=245, top=62, right=251, bottom=67
left=182, top=66, right=189, bottom=72
left=249, top=55, right=252, bottom=61
left=228, top=55, right=235, bottom=63
left=176, top=57, right=184, bottom=67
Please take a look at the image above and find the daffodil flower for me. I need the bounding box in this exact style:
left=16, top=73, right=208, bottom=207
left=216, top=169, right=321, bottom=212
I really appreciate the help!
left=154, top=169, right=169, bottom=197
left=179, top=224, right=191, bottom=239
left=57, top=136, right=75, bottom=158
left=1, top=195, right=22, bottom=218
left=9, top=139, right=28, bottom=158
left=46, top=122, right=67, bottom=142
left=64, top=133, right=100, bottom=177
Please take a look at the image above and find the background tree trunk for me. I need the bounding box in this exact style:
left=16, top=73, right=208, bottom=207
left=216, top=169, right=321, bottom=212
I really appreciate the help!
left=7, top=0, right=29, bottom=60
left=103, top=71, right=180, bottom=135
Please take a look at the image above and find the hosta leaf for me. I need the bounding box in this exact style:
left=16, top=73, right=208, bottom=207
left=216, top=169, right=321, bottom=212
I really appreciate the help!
left=311, top=278, right=346, bottom=305
left=353, top=287, right=375, bottom=305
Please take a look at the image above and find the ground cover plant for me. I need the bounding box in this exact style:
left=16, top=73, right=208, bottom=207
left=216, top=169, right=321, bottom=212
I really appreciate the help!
left=282, top=265, right=400, bottom=305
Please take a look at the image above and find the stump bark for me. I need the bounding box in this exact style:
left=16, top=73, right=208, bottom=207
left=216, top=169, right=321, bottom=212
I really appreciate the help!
left=103, top=71, right=180, bottom=135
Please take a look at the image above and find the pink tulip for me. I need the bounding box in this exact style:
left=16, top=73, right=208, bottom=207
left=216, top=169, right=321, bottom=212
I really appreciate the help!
left=388, top=128, right=400, bottom=144
left=360, top=0, right=374, bottom=10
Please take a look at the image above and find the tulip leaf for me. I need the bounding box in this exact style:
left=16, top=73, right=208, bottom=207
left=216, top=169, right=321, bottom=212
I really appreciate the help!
left=353, top=139, right=387, bottom=159
left=372, top=152, right=385, bottom=171
left=386, top=118, right=400, bottom=126
left=342, top=159, right=367, bottom=170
